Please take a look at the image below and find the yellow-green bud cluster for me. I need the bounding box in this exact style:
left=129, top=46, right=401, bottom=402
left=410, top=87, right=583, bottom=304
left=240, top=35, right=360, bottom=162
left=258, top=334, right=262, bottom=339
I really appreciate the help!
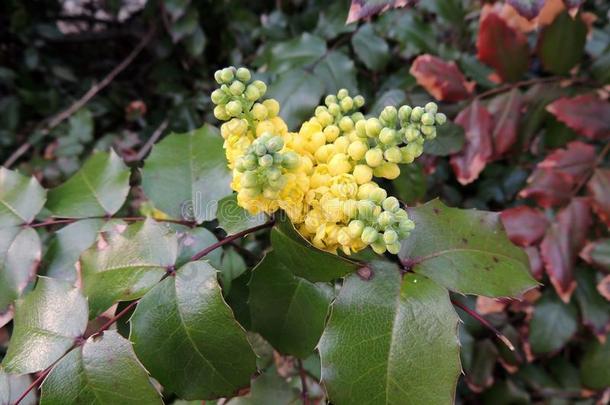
left=234, top=133, right=299, bottom=199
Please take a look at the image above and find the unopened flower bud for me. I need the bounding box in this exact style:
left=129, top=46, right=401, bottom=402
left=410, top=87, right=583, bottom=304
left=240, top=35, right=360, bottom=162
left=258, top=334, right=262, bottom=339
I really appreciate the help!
left=230, top=81, right=245, bottom=96
left=251, top=103, right=268, bottom=121
left=410, top=106, right=424, bottom=122
left=353, top=164, right=373, bottom=184
left=421, top=112, right=435, bottom=126
left=337, top=88, right=349, bottom=100
left=348, top=220, right=365, bottom=238
left=435, top=113, right=447, bottom=125
left=382, top=196, right=400, bottom=212
left=236, top=67, right=251, bottom=82
left=365, top=118, right=382, bottom=137
left=225, top=100, right=242, bottom=117
left=361, top=226, right=378, bottom=244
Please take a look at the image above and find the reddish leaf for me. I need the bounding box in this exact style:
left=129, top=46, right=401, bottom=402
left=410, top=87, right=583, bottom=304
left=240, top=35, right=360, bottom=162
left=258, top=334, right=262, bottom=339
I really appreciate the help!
left=598, top=275, right=610, bottom=302
left=507, top=0, right=546, bottom=20
left=547, top=95, right=610, bottom=140
left=477, top=12, right=530, bottom=82
left=540, top=198, right=592, bottom=303
left=538, top=141, right=596, bottom=182
left=580, top=239, right=610, bottom=272
left=525, top=246, right=545, bottom=280
left=346, top=0, right=415, bottom=23
left=450, top=100, right=494, bottom=185
left=519, top=169, right=574, bottom=208
left=488, top=88, right=523, bottom=157
left=501, top=206, right=549, bottom=247
left=587, top=168, right=610, bottom=227
left=409, top=55, right=475, bottom=102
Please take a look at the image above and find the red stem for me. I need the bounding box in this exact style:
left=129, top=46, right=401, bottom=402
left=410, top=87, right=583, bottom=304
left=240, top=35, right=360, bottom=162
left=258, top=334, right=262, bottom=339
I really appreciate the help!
left=451, top=299, right=515, bottom=351
left=28, top=215, right=195, bottom=228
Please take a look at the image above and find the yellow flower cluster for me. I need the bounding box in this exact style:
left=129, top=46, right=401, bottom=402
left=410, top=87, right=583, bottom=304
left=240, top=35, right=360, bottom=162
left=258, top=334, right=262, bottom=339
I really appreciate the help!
left=211, top=67, right=446, bottom=255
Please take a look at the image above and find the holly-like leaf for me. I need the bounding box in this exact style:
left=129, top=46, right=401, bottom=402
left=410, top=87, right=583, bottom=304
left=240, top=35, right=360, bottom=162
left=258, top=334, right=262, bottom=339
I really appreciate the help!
left=580, top=338, right=610, bottom=390
left=0, top=226, right=40, bottom=313
left=216, top=194, right=266, bottom=236
left=574, top=267, right=610, bottom=341
left=507, top=0, right=546, bottom=19
left=268, top=33, right=327, bottom=74
left=392, top=163, right=426, bottom=204
left=270, top=216, right=358, bottom=282
left=580, top=239, right=610, bottom=272
left=500, top=206, right=548, bottom=247
left=400, top=199, right=537, bottom=297
left=488, top=88, right=523, bottom=158
left=141, top=125, right=232, bottom=223
left=538, top=141, right=596, bottom=182
left=351, top=24, right=389, bottom=71
left=0, top=168, right=46, bottom=228
left=477, top=12, right=529, bottom=82
left=45, top=150, right=130, bottom=218
left=346, top=0, right=415, bottom=23
left=174, top=225, right=222, bottom=268
left=424, top=121, right=465, bottom=156
left=409, top=54, right=475, bottom=102
left=40, top=331, right=162, bottom=404
left=80, top=218, right=178, bottom=316
left=463, top=339, right=498, bottom=391
left=529, top=290, right=578, bottom=355
left=2, top=277, right=88, bottom=374
left=130, top=261, right=256, bottom=400
left=538, top=11, right=587, bottom=75
left=587, top=168, right=610, bottom=227
left=519, top=169, right=574, bottom=208
left=540, top=198, right=591, bottom=302
left=227, top=369, right=301, bottom=405
left=546, top=94, right=610, bottom=140
left=313, top=51, right=358, bottom=95
left=319, top=262, right=460, bottom=404
left=249, top=251, right=331, bottom=358
left=267, top=69, right=325, bottom=130
left=450, top=100, right=494, bottom=185
left=0, top=371, right=35, bottom=405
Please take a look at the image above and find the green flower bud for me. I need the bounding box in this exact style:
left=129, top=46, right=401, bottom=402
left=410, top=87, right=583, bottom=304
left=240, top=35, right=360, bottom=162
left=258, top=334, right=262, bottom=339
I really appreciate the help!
left=328, top=103, right=341, bottom=117
left=263, top=99, right=280, bottom=117
left=347, top=140, right=368, bottom=161
left=404, top=126, right=420, bottom=142
left=405, top=142, right=423, bottom=159
left=267, top=167, right=282, bottom=181
left=214, top=105, right=230, bottom=121
left=379, top=128, right=397, bottom=145
left=211, top=89, right=227, bottom=105
left=365, top=118, right=382, bottom=137
left=361, top=226, right=379, bottom=244
left=382, top=196, right=400, bottom=212
left=340, top=96, right=354, bottom=112
left=435, top=113, right=447, bottom=125
left=339, top=116, right=354, bottom=132
left=242, top=171, right=259, bottom=188
left=253, top=80, right=267, bottom=96
left=214, top=70, right=223, bottom=84
left=282, top=152, right=300, bottom=170
left=371, top=241, right=387, bottom=254
left=357, top=200, right=376, bottom=219
left=337, top=88, right=349, bottom=100
left=383, top=229, right=398, bottom=245
left=230, top=81, right=245, bottom=96
left=410, top=106, right=424, bottom=122
left=355, top=120, right=368, bottom=138
left=369, top=187, right=387, bottom=204
left=380, top=106, right=398, bottom=126
left=245, top=84, right=261, bottom=101
left=273, top=153, right=283, bottom=165
left=236, top=67, right=251, bottom=82
left=387, top=242, right=401, bottom=255
left=225, top=100, right=242, bottom=117
left=348, top=219, right=365, bottom=238
left=351, top=112, right=365, bottom=122
left=425, top=102, right=438, bottom=114
left=421, top=112, right=435, bottom=126
left=399, top=219, right=415, bottom=233
left=384, top=147, right=402, bottom=163
left=243, top=154, right=257, bottom=170
left=421, top=125, right=436, bottom=139
left=398, top=105, right=412, bottom=122
left=268, top=176, right=287, bottom=191
left=235, top=158, right=247, bottom=172
left=365, top=148, right=384, bottom=167
left=354, top=95, right=365, bottom=108
left=251, top=103, right=268, bottom=121
left=254, top=142, right=267, bottom=157
left=266, top=136, right=284, bottom=153
left=325, top=94, right=338, bottom=106
left=378, top=211, right=394, bottom=228
left=259, top=154, right=273, bottom=167
left=220, top=67, right=235, bottom=83
left=343, top=199, right=359, bottom=218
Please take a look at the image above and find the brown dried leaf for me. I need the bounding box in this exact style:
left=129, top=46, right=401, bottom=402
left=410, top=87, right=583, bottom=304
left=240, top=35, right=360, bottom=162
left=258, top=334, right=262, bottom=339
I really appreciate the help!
left=410, top=55, right=475, bottom=102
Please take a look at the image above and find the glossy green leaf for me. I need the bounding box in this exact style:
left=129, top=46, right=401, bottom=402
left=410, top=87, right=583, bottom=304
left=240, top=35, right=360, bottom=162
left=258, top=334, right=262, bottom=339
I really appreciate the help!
left=319, top=262, right=460, bottom=404
left=227, top=368, right=301, bottom=405
left=271, top=216, right=358, bottom=282
left=538, top=11, right=587, bottom=75
left=392, top=163, right=426, bottom=204
left=81, top=218, right=178, bottom=316
left=574, top=267, right=610, bottom=339
left=45, top=150, right=130, bottom=218
left=131, top=261, right=255, bottom=399
left=268, top=33, right=326, bottom=74
left=313, top=51, right=358, bottom=95
left=0, top=167, right=46, bottom=228
left=0, top=370, right=36, bottom=405
left=580, top=338, right=610, bottom=390
left=219, top=247, right=247, bottom=292
left=529, top=290, right=578, bottom=354
left=424, top=121, right=465, bottom=156
left=170, top=8, right=199, bottom=42
left=174, top=225, right=222, bottom=268
left=217, top=194, right=266, bottom=236
left=141, top=125, right=232, bottom=223
left=267, top=69, right=325, bottom=130
left=2, top=277, right=88, bottom=374
left=399, top=199, right=537, bottom=297
left=370, top=89, right=406, bottom=116
left=249, top=251, right=331, bottom=358
left=0, top=226, right=40, bottom=313
left=40, top=331, right=162, bottom=404
left=351, top=24, right=389, bottom=71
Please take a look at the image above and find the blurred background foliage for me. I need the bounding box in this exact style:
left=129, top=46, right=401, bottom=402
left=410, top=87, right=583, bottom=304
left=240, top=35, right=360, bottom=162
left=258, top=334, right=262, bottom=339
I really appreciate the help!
left=1, top=0, right=610, bottom=403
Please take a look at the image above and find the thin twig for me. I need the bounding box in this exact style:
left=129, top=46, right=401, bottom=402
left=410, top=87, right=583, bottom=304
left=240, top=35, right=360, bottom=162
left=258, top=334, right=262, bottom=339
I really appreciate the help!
left=131, top=118, right=169, bottom=162
left=451, top=299, right=515, bottom=351
left=27, top=215, right=195, bottom=228
left=3, top=26, right=156, bottom=169
left=474, top=76, right=561, bottom=100
left=12, top=358, right=63, bottom=405
left=571, top=141, right=610, bottom=197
